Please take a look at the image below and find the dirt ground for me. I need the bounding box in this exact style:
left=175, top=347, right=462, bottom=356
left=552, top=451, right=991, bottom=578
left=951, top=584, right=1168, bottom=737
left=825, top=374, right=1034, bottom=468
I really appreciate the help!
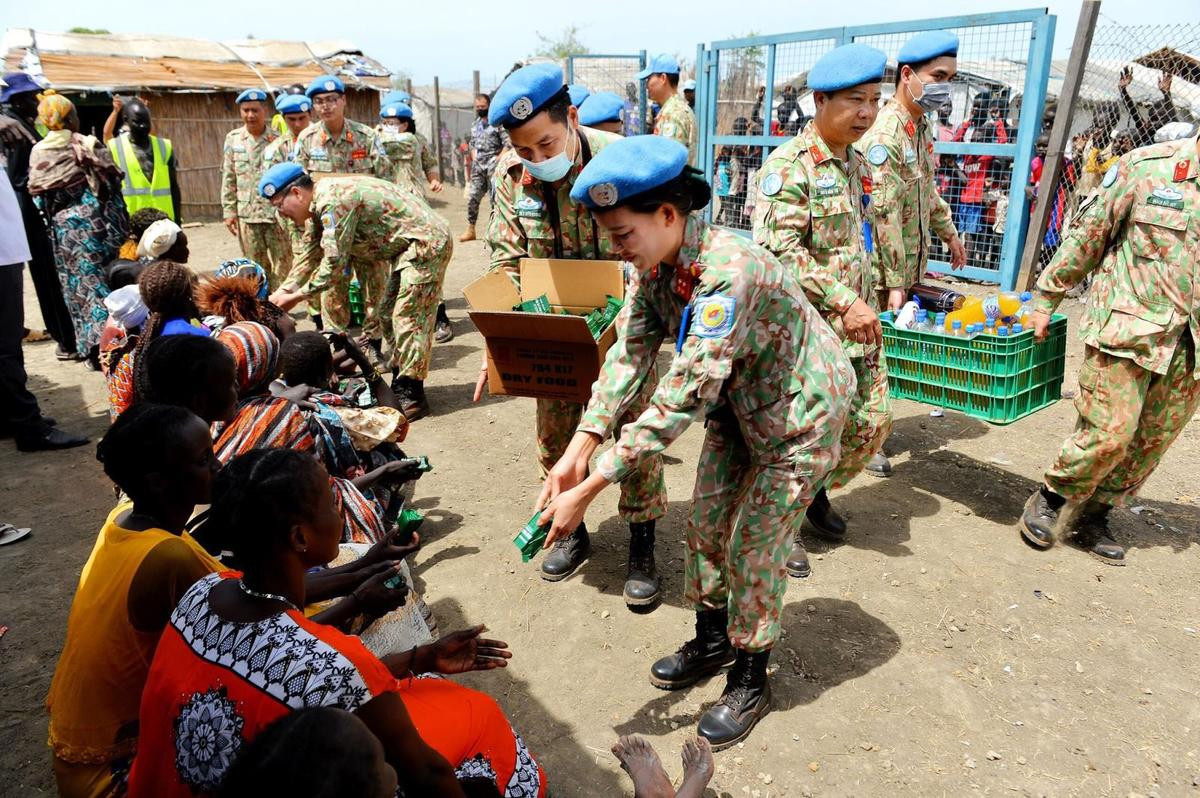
left=2, top=188, right=1199, bottom=798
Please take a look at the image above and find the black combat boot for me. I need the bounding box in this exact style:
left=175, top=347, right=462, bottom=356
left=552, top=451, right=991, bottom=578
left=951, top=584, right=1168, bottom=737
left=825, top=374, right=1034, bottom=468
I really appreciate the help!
left=1019, top=485, right=1076, bottom=548
left=434, top=302, right=454, bottom=343
left=394, top=376, right=430, bottom=421
left=1072, top=500, right=1125, bottom=565
left=785, top=533, right=811, bottom=578
left=804, top=488, right=846, bottom=542
left=696, top=649, right=772, bottom=750
left=540, top=523, right=590, bottom=582
left=649, top=608, right=735, bottom=689
left=624, top=521, right=660, bottom=606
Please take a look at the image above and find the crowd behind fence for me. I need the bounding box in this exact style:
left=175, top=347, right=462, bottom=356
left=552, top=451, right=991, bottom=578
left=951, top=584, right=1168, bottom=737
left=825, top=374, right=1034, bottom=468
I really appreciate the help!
left=1027, top=19, right=1200, bottom=278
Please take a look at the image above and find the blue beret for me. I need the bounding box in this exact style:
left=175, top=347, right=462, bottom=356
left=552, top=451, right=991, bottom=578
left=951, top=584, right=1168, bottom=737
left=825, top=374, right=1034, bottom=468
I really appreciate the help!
left=236, top=88, right=269, bottom=104
left=259, top=162, right=306, bottom=199
left=381, top=89, right=412, bottom=107
left=489, top=63, right=566, bottom=127
left=635, top=53, right=681, bottom=80
left=681, top=79, right=696, bottom=92
left=306, top=75, right=345, bottom=98
left=897, top=31, right=959, bottom=65
left=380, top=101, right=413, bottom=120
left=567, top=84, right=590, bottom=108
left=578, top=92, right=624, bottom=126
left=808, top=43, right=886, bottom=93
left=275, top=94, right=312, bottom=115
left=571, top=135, right=688, bottom=210
left=0, top=71, right=43, bottom=102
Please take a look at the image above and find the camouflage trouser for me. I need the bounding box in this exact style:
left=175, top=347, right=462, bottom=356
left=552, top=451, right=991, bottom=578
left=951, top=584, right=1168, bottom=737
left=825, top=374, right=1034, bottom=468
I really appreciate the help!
left=466, top=167, right=493, bottom=225
left=237, top=220, right=292, bottom=291
left=828, top=350, right=893, bottom=489
left=322, top=260, right=388, bottom=340
left=536, top=383, right=667, bottom=525
left=383, top=242, right=453, bottom=379
left=687, top=419, right=841, bottom=652
left=1044, top=340, right=1200, bottom=506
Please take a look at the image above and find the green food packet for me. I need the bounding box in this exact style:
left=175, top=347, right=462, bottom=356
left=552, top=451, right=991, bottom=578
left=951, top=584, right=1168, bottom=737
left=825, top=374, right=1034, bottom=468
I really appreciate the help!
left=513, top=294, right=552, bottom=314
left=416, top=455, right=432, bottom=472
left=384, top=572, right=407, bottom=590
left=396, top=508, right=424, bottom=538
left=513, top=510, right=551, bottom=563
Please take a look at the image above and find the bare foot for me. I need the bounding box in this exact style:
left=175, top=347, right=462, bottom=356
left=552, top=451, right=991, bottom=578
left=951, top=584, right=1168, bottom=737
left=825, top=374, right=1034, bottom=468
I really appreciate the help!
left=612, top=735, right=674, bottom=798
left=677, top=736, right=714, bottom=798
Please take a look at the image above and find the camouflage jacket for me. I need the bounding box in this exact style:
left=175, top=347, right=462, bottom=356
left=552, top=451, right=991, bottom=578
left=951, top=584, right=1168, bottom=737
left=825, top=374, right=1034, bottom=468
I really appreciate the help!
left=581, top=216, right=855, bottom=482
left=292, top=176, right=450, bottom=295
left=654, top=93, right=698, bottom=168
left=263, top=132, right=298, bottom=168
left=1035, top=133, right=1200, bottom=377
left=859, top=97, right=957, bottom=289
left=374, top=127, right=424, bottom=193
left=486, top=126, right=620, bottom=283
left=751, top=121, right=878, bottom=358
left=415, top=131, right=436, bottom=176
left=293, top=118, right=388, bottom=178
left=221, top=126, right=278, bottom=223
left=469, top=117, right=507, bottom=174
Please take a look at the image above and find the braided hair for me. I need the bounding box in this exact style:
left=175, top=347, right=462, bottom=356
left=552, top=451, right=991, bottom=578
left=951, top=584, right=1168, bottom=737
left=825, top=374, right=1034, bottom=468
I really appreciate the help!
left=208, top=448, right=327, bottom=563
left=139, top=335, right=235, bottom=421
left=132, top=260, right=201, bottom=403
left=96, top=403, right=198, bottom=500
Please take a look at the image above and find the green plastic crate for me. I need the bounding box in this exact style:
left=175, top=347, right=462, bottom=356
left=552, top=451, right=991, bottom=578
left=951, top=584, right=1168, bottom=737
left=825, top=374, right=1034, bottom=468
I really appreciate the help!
left=348, top=279, right=365, bottom=327
left=880, top=312, right=1068, bottom=425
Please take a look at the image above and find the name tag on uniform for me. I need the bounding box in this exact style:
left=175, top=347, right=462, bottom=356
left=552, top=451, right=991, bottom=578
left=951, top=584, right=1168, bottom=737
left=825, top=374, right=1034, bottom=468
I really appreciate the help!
left=232, top=146, right=246, bottom=154
left=814, top=174, right=839, bottom=198
left=1146, top=187, right=1185, bottom=210
left=904, top=146, right=916, bottom=164
left=310, top=147, right=328, bottom=159
left=350, top=148, right=368, bottom=160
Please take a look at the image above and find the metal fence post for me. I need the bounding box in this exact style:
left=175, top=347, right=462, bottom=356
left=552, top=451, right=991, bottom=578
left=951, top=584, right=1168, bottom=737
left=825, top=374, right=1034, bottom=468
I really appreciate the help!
left=473, top=70, right=480, bottom=98
left=1016, top=0, right=1100, bottom=291
left=638, top=50, right=648, bottom=135
left=433, top=76, right=444, bottom=181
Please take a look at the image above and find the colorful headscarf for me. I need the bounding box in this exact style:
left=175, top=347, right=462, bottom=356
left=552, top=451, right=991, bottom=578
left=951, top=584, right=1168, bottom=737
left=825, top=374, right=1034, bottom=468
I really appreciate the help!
left=36, top=89, right=74, bottom=131
left=216, top=321, right=279, bottom=396
left=215, top=258, right=269, bottom=300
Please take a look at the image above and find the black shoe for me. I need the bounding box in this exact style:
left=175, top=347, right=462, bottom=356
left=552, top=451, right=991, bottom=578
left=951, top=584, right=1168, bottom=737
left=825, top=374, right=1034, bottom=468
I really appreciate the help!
left=649, top=609, right=735, bottom=689
left=1019, top=486, right=1073, bottom=549
left=697, top=649, right=772, bottom=750
left=804, top=488, right=846, bottom=542
left=434, top=303, right=454, bottom=343
left=624, top=521, right=660, bottom=606
left=865, top=452, right=892, bottom=477
left=394, top=377, right=430, bottom=422
left=15, top=427, right=88, bottom=453
left=1072, top=501, right=1125, bottom=565
left=785, top=536, right=811, bottom=578
left=540, top=524, right=590, bottom=582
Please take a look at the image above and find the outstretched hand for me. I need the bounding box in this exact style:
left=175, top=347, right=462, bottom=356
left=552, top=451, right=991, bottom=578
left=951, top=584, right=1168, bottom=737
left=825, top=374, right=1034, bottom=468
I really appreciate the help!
left=428, top=625, right=511, bottom=674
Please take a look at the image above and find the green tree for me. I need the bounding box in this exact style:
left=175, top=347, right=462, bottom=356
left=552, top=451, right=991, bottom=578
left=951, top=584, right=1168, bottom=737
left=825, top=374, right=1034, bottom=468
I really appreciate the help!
left=67, top=26, right=111, bottom=34
left=533, top=25, right=589, bottom=59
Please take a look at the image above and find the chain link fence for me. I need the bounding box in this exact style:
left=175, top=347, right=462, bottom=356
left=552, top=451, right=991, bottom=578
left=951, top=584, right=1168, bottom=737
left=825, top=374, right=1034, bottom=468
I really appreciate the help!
left=1028, top=19, right=1200, bottom=276
left=567, top=54, right=648, bottom=136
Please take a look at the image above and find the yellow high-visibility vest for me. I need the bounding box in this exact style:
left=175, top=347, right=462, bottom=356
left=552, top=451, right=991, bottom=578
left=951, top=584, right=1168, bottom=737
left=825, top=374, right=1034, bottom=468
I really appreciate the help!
left=108, top=133, right=175, bottom=220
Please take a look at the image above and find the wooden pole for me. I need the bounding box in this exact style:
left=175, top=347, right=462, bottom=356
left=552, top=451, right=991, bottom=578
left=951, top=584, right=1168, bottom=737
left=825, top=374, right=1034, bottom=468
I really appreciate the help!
left=433, top=76, right=444, bottom=181
left=403, top=78, right=413, bottom=94
left=472, top=70, right=481, bottom=97
left=1015, top=0, right=1101, bottom=291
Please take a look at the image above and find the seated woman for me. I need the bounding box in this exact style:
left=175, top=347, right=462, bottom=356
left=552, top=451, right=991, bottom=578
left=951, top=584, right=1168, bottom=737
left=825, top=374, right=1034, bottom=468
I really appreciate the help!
left=136, top=217, right=189, bottom=263
left=115, top=207, right=168, bottom=261
left=46, top=403, right=224, bottom=798
left=108, top=260, right=209, bottom=419
left=197, top=260, right=295, bottom=341
left=98, top=284, right=147, bottom=376
left=127, top=448, right=546, bottom=798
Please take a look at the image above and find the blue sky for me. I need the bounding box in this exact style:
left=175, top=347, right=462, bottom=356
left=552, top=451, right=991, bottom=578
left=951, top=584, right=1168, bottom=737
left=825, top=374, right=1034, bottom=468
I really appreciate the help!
left=4, top=0, right=1188, bottom=88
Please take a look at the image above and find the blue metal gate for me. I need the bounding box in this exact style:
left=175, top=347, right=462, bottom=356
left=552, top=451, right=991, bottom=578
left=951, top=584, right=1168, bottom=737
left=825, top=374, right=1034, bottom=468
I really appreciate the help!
left=695, top=9, right=1057, bottom=289
left=566, top=52, right=650, bottom=136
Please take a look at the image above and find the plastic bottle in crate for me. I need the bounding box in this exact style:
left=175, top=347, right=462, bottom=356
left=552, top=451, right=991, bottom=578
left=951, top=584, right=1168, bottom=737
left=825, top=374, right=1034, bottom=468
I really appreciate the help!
left=950, top=319, right=965, bottom=338
left=910, top=284, right=966, bottom=313
left=934, top=312, right=947, bottom=334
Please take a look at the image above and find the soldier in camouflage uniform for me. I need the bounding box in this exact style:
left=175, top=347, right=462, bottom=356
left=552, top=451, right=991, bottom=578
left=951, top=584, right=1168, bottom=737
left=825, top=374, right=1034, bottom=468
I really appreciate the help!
left=479, top=63, right=668, bottom=602
left=221, top=89, right=291, bottom=290
left=751, top=43, right=892, bottom=573
left=538, top=135, right=854, bottom=748
left=262, top=164, right=450, bottom=420
left=857, top=30, right=968, bottom=477
left=460, top=92, right=508, bottom=242
left=1019, top=130, right=1200, bottom=565
left=292, top=75, right=389, bottom=179
left=638, top=54, right=698, bottom=167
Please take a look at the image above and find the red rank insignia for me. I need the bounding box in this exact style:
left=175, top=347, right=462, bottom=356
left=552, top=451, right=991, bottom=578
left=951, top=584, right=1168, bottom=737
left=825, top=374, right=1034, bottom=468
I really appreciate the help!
left=350, top=148, right=367, bottom=160
left=861, top=175, right=873, bottom=195
left=521, top=170, right=533, bottom=186
left=808, top=144, right=824, bottom=163
left=1175, top=161, right=1189, bottom=182
left=672, top=262, right=702, bottom=300
left=905, top=119, right=916, bottom=138
left=927, top=141, right=934, bottom=155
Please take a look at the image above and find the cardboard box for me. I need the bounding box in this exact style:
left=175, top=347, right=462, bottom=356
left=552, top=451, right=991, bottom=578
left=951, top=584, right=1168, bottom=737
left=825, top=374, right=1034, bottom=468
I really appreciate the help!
left=464, top=258, right=625, bottom=402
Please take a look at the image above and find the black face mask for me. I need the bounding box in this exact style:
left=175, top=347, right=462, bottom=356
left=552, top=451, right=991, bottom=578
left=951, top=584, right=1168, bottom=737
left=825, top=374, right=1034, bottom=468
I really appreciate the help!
left=476, top=108, right=488, bottom=119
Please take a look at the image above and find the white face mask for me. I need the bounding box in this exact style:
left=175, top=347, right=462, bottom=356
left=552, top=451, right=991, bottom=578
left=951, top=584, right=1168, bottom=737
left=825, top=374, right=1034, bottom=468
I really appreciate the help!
left=520, top=129, right=575, bottom=182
